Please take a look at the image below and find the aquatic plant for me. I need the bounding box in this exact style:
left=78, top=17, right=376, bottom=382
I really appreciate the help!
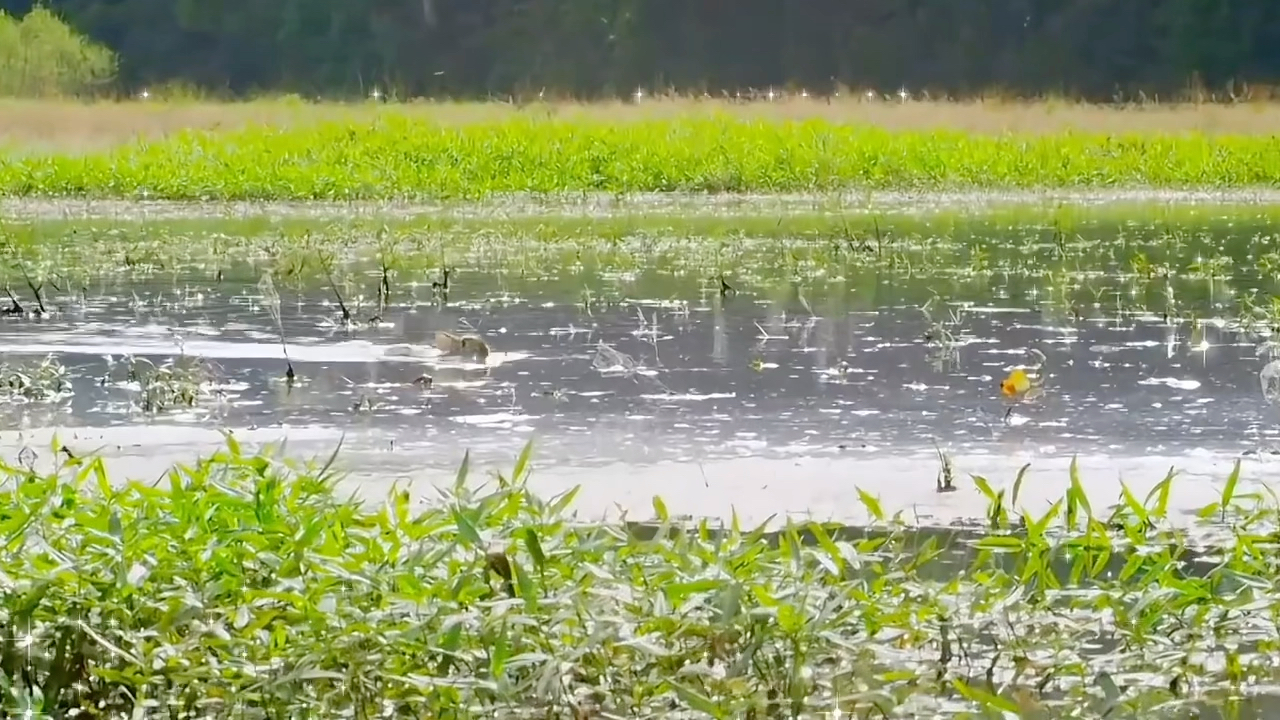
left=256, top=270, right=295, bottom=386
left=5, top=115, right=1280, bottom=200
left=0, top=353, right=71, bottom=402
left=920, top=294, right=968, bottom=371
left=115, top=354, right=217, bottom=413
left=0, top=203, right=1275, bottom=308
left=0, top=437, right=1275, bottom=718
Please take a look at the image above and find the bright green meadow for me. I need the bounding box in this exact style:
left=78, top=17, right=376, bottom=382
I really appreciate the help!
left=5, top=115, right=1280, bottom=199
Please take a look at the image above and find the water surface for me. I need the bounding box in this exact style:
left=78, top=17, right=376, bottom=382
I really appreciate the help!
left=1, top=204, right=1278, bottom=526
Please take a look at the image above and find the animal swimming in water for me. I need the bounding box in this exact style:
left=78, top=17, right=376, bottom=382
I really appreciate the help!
left=382, top=330, right=492, bottom=364
left=434, top=331, right=490, bottom=362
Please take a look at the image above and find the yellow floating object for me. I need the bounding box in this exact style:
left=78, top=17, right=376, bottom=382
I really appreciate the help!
left=1001, top=368, right=1032, bottom=398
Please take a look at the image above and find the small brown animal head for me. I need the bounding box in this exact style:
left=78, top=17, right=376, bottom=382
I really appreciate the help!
left=462, top=336, right=490, bottom=362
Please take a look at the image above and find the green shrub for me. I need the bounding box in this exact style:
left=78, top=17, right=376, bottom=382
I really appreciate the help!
left=0, top=7, right=117, bottom=98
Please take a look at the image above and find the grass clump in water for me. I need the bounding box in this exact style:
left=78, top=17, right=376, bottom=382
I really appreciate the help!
left=4, top=115, right=1280, bottom=200
left=0, top=353, right=71, bottom=402
left=0, top=437, right=1275, bottom=718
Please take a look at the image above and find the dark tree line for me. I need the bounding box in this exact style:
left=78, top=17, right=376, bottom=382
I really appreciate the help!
left=3, top=0, right=1280, bottom=100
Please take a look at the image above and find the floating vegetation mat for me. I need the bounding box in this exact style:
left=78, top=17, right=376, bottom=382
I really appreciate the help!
left=0, top=437, right=1272, bottom=719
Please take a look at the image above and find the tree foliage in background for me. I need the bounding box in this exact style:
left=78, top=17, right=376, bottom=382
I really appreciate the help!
left=2, top=0, right=1280, bottom=100
left=0, top=6, right=115, bottom=97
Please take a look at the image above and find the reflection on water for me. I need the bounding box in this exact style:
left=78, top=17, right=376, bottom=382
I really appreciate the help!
left=0, top=268, right=1273, bottom=464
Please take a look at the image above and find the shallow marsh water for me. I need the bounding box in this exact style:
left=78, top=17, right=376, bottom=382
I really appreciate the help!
left=9, top=187, right=1280, bottom=222
left=1, top=199, right=1279, bottom=529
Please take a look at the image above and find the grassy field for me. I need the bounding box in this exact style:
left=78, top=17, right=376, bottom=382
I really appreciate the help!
left=3, top=97, right=1280, bottom=200
left=8, top=95, right=1280, bottom=151
left=0, top=435, right=1272, bottom=719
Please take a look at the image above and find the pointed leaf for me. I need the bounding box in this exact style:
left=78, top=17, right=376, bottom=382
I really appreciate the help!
left=522, top=527, right=545, bottom=572
left=1222, top=459, right=1242, bottom=510
left=856, top=487, right=884, bottom=522
left=453, top=450, right=471, bottom=493
left=451, top=508, right=481, bottom=547
left=511, top=438, right=535, bottom=483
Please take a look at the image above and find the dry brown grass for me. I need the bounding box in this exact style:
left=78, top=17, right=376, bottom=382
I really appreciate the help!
left=6, top=92, right=1280, bottom=154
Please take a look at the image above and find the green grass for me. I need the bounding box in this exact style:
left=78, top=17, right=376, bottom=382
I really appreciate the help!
left=5, top=115, right=1280, bottom=200
left=0, top=436, right=1275, bottom=718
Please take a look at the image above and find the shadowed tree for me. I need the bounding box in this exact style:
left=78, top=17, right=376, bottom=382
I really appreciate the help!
left=4, top=0, right=1280, bottom=100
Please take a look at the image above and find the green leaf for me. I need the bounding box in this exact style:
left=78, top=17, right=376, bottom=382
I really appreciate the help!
left=451, top=507, right=481, bottom=547
left=652, top=495, right=669, bottom=523
left=668, top=681, right=726, bottom=718
left=1144, top=466, right=1176, bottom=519
left=79, top=621, right=143, bottom=666
left=512, top=558, right=537, bottom=612
left=511, top=438, right=534, bottom=482
left=807, top=521, right=845, bottom=576
left=1095, top=671, right=1122, bottom=702
left=618, top=636, right=671, bottom=657
left=1118, top=551, right=1145, bottom=582
left=663, top=579, right=722, bottom=604
left=522, top=527, right=545, bottom=572
left=856, top=487, right=884, bottom=522
left=1068, top=455, right=1092, bottom=519
left=547, top=486, right=579, bottom=517
left=972, top=475, right=998, bottom=502
left=490, top=627, right=509, bottom=680
left=714, top=583, right=742, bottom=626
left=1027, top=499, right=1061, bottom=539
left=777, top=603, right=805, bottom=634
left=453, top=449, right=471, bottom=493
left=389, top=486, right=409, bottom=528
left=223, top=429, right=242, bottom=458
left=950, top=677, right=1020, bottom=713
left=315, top=433, right=345, bottom=482
left=1221, top=458, right=1242, bottom=511
left=91, top=458, right=112, bottom=499
left=975, top=535, right=1024, bottom=552
left=1119, top=481, right=1149, bottom=525
left=1010, top=462, right=1031, bottom=508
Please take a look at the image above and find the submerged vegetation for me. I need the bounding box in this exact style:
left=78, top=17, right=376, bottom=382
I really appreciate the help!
left=0, top=353, right=71, bottom=402
left=3, top=207, right=1280, bottom=434
left=0, top=436, right=1274, bottom=718
left=5, top=114, right=1280, bottom=199
left=0, top=206, right=1276, bottom=333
